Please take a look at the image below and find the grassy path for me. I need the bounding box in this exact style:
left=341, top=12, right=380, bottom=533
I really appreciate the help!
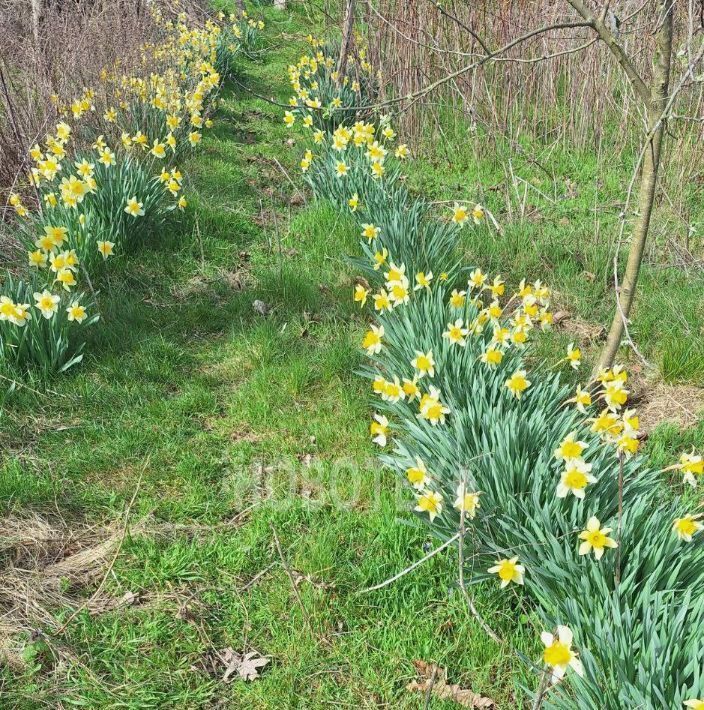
left=1, top=8, right=533, bottom=708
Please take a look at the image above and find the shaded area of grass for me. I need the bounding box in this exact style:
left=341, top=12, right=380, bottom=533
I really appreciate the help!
left=0, top=7, right=534, bottom=708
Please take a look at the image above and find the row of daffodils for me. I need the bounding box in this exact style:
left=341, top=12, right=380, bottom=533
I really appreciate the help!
left=284, top=35, right=704, bottom=709
left=0, top=8, right=263, bottom=382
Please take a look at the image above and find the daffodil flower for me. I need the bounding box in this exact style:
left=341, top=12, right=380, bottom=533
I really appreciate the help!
left=673, top=514, right=703, bottom=542
left=541, top=625, right=583, bottom=684
left=33, top=290, right=60, bottom=319
left=488, top=557, right=524, bottom=587
left=505, top=370, right=530, bottom=399
left=406, top=457, right=429, bottom=489
left=554, top=432, right=587, bottom=462
left=411, top=350, right=435, bottom=378
left=578, top=516, right=617, bottom=560
left=362, top=324, right=384, bottom=355
left=370, top=414, right=389, bottom=447
left=443, top=319, right=468, bottom=346
left=454, top=483, right=480, bottom=518
left=415, top=490, right=443, bottom=521
left=451, top=203, right=468, bottom=225
left=557, top=460, right=596, bottom=499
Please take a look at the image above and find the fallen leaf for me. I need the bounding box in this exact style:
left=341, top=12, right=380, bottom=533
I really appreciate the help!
left=289, top=194, right=305, bottom=207
left=252, top=299, right=271, bottom=316
left=354, top=276, right=371, bottom=290
left=552, top=310, right=571, bottom=325
left=220, top=648, right=270, bottom=682
left=407, top=660, right=494, bottom=708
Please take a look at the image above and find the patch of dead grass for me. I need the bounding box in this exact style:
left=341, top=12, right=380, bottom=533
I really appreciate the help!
left=630, top=381, right=704, bottom=433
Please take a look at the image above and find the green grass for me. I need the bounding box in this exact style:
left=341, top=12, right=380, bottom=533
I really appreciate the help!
left=404, top=112, right=704, bottom=388
left=401, top=105, right=704, bottom=464
left=0, top=7, right=535, bottom=708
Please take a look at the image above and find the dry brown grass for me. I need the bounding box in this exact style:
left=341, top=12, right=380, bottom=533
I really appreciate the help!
left=0, top=513, right=125, bottom=670
left=365, top=1, right=704, bottom=146
left=632, top=380, right=704, bottom=433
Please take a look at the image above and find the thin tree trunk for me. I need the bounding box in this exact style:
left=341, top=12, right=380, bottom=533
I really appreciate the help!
left=338, top=0, right=356, bottom=77
left=31, top=0, right=42, bottom=47
left=596, top=1, right=674, bottom=371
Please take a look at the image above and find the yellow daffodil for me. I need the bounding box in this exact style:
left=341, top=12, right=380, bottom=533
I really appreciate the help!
left=362, top=324, right=384, bottom=355
left=66, top=302, right=87, bottom=323
left=505, top=370, right=530, bottom=399
left=568, top=385, right=592, bottom=413
left=97, top=241, right=115, bottom=259
left=449, top=289, right=466, bottom=308
left=418, top=386, right=449, bottom=425
left=411, top=350, right=435, bottom=378
left=443, top=319, right=468, bottom=346
left=406, top=457, right=429, bottom=489
left=353, top=283, right=369, bottom=307
left=382, top=377, right=405, bottom=403
left=124, top=197, right=145, bottom=217
left=554, top=432, right=587, bottom=462
left=541, top=626, right=583, bottom=684
left=488, top=557, right=524, bottom=588
left=480, top=346, right=503, bottom=367
left=370, top=413, right=389, bottom=446
left=372, top=249, right=388, bottom=270
left=33, top=290, right=60, bottom=319
left=673, top=451, right=704, bottom=487
left=55, top=268, right=76, bottom=291
left=402, top=377, right=420, bottom=401
left=372, top=376, right=387, bottom=396
left=28, top=250, right=48, bottom=268
left=566, top=342, right=581, bottom=369
left=603, top=380, right=629, bottom=411
left=673, top=514, right=703, bottom=542
left=414, top=271, right=433, bottom=291
left=451, top=203, right=468, bottom=225
left=151, top=140, right=167, bottom=158
left=557, top=460, right=596, bottom=499
left=578, top=516, right=617, bottom=560
left=388, top=281, right=410, bottom=307
left=43, top=225, right=68, bottom=248
left=415, top=490, right=443, bottom=521
left=395, top=144, right=409, bottom=159
left=373, top=289, right=392, bottom=312
left=468, top=268, right=487, bottom=290
left=361, top=223, right=380, bottom=242
left=454, top=483, right=480, bottom=518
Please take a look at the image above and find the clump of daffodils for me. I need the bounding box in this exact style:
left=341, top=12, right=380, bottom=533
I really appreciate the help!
left=283, top=39, right=704, bottom=708
left=3, top=9, right=228, bottom=380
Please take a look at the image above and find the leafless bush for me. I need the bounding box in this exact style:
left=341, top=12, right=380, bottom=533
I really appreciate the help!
left=366, top=2, right=703, bottom=146
left=362, top=1, right=704, bottom=264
